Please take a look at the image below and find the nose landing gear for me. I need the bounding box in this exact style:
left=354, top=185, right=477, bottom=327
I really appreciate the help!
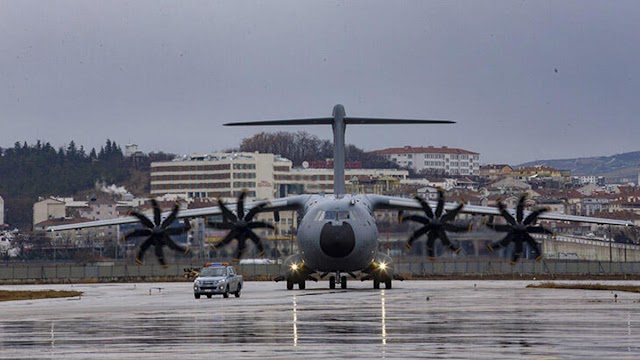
left=329, top=272, right=349, bottom=289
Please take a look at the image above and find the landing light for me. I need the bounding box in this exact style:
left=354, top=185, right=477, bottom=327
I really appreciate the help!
left=290, top=263, right=299, bottom=271
left=379, top=262, right=387, bottom=271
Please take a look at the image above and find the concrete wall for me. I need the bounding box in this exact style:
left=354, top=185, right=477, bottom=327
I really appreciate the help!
left=543, top=236, right=640, bottom=262
left=2, top=260, right=640, bottom=282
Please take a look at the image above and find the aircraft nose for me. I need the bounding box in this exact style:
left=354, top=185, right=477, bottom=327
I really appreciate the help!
left=319, top=222, right=356, bottom=258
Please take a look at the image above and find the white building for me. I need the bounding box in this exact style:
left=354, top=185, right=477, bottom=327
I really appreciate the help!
left=150, top=152, right=409, bottom=200
left=33, top=198, right=66, bottom=227
left=371, top=146, right=480, bottom=176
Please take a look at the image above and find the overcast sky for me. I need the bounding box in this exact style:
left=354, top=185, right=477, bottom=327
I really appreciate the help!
left=1, top=1, right=638, bottom=165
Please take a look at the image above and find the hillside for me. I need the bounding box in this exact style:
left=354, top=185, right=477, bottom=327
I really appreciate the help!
left=518, top=151, right=640, bottom=180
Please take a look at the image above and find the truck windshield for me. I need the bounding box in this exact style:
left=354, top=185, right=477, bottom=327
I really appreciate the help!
left=200, top=267, right=227, bottom=277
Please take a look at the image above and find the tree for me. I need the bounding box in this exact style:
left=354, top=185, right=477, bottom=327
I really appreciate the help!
left=239, top=131, right=395, bottom=168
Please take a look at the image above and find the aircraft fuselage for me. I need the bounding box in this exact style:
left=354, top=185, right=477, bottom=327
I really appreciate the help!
left=296, top=194, right=379, bottom=272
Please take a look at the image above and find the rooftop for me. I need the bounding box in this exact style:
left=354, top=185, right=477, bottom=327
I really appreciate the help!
left=370, top=146, right=479, bottom=155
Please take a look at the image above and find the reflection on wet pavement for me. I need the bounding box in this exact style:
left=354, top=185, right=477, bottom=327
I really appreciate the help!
left=0, top=281, right=638, bottom=359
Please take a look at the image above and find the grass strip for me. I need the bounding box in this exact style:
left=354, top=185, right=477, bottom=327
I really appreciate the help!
left=527, top=283, right=640, bottom=293
left=0, top=290, right=83, bottom=301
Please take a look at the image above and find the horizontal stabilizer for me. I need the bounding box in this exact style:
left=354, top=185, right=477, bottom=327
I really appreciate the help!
left=225, top=117, right=454, bottom=126
left=224, top=118, right=333, bottom=126
left=345, top=117, right=454, bottom=125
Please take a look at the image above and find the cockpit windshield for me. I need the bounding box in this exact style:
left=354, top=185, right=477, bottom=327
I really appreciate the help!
left=323, top=211, right=351, bottom=220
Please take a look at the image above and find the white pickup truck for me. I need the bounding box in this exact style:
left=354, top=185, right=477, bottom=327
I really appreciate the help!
left=193, top=263, right=243, bottom=299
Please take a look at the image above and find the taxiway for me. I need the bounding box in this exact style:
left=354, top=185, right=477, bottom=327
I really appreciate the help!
left=0, top=280, right=638, bottom=359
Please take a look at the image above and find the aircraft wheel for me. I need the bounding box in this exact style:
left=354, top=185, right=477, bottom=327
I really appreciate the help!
left=341, top=276, right=347, bottom=289
left=298, top=281, right=306, bottom=290
left=329, top=276, right=336, bottom=289
left=287, top=280, right=294, bottom=290
left=373, top=279, right=380, bottom=289
left=206, top=294, right=212, bottom=299
left=385, top=279, right=392, bottom=289
left=194, top=293, right=201, bottom=299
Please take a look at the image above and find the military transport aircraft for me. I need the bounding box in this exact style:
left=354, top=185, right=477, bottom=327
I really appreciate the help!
left=47, top=104, right=633, bottom=290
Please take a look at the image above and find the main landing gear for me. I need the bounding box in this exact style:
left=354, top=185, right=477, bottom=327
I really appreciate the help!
left=373, top=278, right=392, bottom=289
left=286, top=279, right=306, bottom=290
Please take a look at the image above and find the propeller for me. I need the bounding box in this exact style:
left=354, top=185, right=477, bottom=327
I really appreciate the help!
left=207, top=191, right=274, bottom=261
left=403, top=189, right=467, bottom=259
left=124, top=199, right=191, bottom=266
left=486, top=194, right=553, bottom=263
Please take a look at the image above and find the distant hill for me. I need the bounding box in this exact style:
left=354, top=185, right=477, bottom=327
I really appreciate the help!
left=518, top=151, right=640, bottom=180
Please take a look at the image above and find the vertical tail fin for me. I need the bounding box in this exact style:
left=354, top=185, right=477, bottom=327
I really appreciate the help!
left=224, top=104, right=454, bottom=196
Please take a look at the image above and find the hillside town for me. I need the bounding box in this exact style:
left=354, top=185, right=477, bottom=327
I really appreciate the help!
left=2, top=143, right=639, bottom=262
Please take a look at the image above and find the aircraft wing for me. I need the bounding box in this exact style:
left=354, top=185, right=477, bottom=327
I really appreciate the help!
left=367, top=194, right=634, bottom=227
left=46, top=195, right=312, bottom=232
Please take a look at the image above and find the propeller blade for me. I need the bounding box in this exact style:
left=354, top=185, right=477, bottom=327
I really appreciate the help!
left=165, top=225, right=191, bottom=236
left=414, top=195, right=434, bottom=219
left=406, top=226, right=430, bottom=249
left=129, top=211, right=155, bottom=229
left=247, top=221, right=275, bottom=230
left=237, top=191, right=247, bottom=220
left=426, top=231, right=438, bottom=259
left=443, top=222, right=470, bottom=233
left=441, top=203, right=464, bottom=222
left=245, top=201, right=270, bottom=221
left=151, top=199, right=162, bottom=226
left=234, top=236, right=248, bottom=260
left=486, top=223, right=513, bottom=233
left=435, top=188, right=445, bottom=218
left=135, top=236, right=154, bottom=264
left=438, top=230, right=460, bottom=253
left=516, top=194, right=527, bottom=223
left=511, top=239, right=524, bottom=263
left=488, top=232, right=514, bottom=252
left=162, top=233, right=189, bottom=254
left=524, top=208, right=549, bottom=226
left=218, top=200, right=238, bottom=223
left=207, top=221, right=234, bottom=230
left=124, top=228, right=152, bottom=240
left=161, top=203, right=180, bottom=229
left=213, top=229, right=240, bottom=250
left=524, top=233, right=542, bottom=260
left=154, top=243, right=166, bottom=266
left=526, top=226, right=554, bottom=235
left=401, top=215, right=430, bottom=225
left=247, top=231, right=266, bottom=256
left=498, top=202, right=517, bottom=226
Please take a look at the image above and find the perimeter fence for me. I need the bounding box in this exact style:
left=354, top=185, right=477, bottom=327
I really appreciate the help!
left=2, top=258, right=640, bottom=283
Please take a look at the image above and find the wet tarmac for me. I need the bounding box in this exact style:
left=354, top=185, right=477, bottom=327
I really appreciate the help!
left=1, top=280, right=639, bottom=359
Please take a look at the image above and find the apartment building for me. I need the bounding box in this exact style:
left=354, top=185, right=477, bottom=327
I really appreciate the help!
left=370, top=146, right=480, bottom=176
left=150, top=152, right=409, bottom=200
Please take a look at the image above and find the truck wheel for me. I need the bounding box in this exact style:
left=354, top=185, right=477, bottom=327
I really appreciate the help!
left=223, top=287, right=229, bottom=298
left=235, top=284, right=242, bottom=298
left=194, top=293, right=201, bottom=299
left=206, top=294, right=212, bottom=299
left=287, top=280, right=294, bottom=290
